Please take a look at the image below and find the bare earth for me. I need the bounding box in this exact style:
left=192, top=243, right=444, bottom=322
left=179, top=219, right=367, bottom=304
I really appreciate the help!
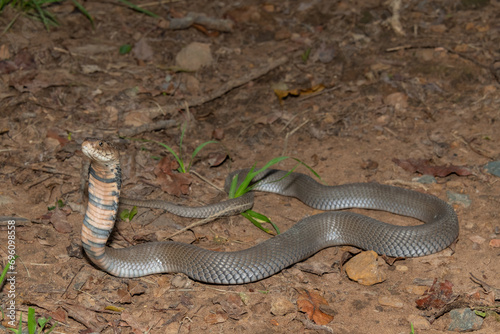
left=1, top=1, right=500, bottom=333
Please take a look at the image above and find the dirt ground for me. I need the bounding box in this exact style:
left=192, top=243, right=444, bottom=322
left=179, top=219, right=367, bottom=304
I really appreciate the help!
left=1, top=0, right=500, bottom=333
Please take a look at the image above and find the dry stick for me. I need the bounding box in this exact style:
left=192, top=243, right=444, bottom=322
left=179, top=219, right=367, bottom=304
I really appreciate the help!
left=166, top=202, right=250, bottom=239
left=134, top=56, right=290, bottom=118
left=282, top=119, right=309, bottom=156
left=190, top=170, right=224, bottom=193
left=118, top=119, right=177, bottom=137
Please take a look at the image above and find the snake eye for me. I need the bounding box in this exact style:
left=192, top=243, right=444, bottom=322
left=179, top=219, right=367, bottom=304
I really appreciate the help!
left=99, top=141, right=103, bottom=147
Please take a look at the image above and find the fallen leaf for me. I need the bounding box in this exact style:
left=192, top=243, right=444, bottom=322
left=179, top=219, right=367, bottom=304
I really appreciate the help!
left=204, top=311, right=228, bottom=324
left=207, top=152, right=227, bottom=167
left=47, top=130, right=69, bottom=147
left=393, top=158, right=472, bottom=177
left=296, top=289, right=334, bottom=325
left=274, top=84, right=325, bottom=104
left=415, top=279, right=457, bottom=310
left=50, top=209, right=72, bottom=234
left=132, top=39, right=154, bottom=62
left=154, top=156, right=192, bottom=196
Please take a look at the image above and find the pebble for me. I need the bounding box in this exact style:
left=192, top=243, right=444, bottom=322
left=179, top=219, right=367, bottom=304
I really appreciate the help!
left=378, top=296, right=404, bottom=308
left=383, top=92, right=408, bottom=111
left=344, top=251, right=387, bottom=286
left=270, top=297, right=295, bottom=316
left=448, top=308, right=483, bottom=332
left=489, top=239, right=500, bottom=248
left=469, top=235, right=486, bottom=244
left=395, top=265, right=408, bottom=272
left=484, top=161, right=500, bottom=177
left=414, top=175, right=437, bottom=184
left=175, top=42, right=213, bottom=71
left=446, top=191, right=472, bottom=208
left=405, top=285, right=429, bottom=295
left=407, top=314, right=430, bottom=330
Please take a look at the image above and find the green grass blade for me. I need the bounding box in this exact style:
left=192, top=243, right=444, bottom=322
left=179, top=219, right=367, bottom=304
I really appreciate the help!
left=28, top=307, right=36, bottom=334
left=179, top=122, right=187, bottom=158
left=228, top=174, right=239, bottom=199
left=0, top=255, right=17, bottom=285
left=6, top=311, right=22, bottom=333
left=154, top=141, right=186, bottom=173
left=117, top=0, right=159, bottom=18
left=234, top=165, right=257, bottom=198
left=254, top=156, right=289, bottom=175
left=70, top=0, right=93, bottom=26
left=292, top=157, right=321, bottom=180
left=187, top=140, right=218, bottom=172
left=241, top=211, right=272, bottom=234
left=44, top=322, right=58, bottom=334
left=246, top=210, right=280, bottom=234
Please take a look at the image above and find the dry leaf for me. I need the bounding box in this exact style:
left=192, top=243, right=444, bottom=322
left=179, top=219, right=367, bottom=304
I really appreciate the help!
left=393, top=158, right=472, bottom=177
left=204, top=311, right=228, bottom=324
left=154, top=156, right=192, bottom=196
left=50, top=209, right=72, bottom=234
left=274, top=84, right=325, bottom=104
left=415, top=279, right=456, bottom=310
left=296, top=289, right=334, bottom=325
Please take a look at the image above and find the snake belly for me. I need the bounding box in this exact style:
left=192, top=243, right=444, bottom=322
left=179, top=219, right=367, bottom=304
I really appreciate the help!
left=81, top=139, right=459, bottom=284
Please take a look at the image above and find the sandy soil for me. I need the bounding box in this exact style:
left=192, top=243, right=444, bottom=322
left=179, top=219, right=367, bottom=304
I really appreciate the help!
left=1, top=1, right=500, bottom=333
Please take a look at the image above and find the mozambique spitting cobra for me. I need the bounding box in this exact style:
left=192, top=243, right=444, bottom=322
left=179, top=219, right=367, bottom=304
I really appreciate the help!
left=81, top=138, right=459, bottom=284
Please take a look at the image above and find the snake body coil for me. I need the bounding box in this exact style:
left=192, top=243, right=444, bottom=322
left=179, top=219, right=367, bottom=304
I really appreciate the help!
left=81, top=139, right=459, bottom=284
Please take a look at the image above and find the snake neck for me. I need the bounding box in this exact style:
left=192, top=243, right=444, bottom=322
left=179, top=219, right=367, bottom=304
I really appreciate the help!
left=82, top=161, right=121, bottom=270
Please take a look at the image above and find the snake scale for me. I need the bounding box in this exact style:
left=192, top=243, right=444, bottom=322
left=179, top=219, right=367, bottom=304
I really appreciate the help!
left=81, top=138, right=459, bottom=284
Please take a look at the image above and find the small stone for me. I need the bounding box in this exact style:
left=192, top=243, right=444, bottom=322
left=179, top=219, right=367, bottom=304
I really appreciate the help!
left=405, top=285, right=429, bottom=295
left=396, top=265, right=408, bottom=272
left=344, top=251, right=387, bottom=286
left=175, top=42, right=213, bottom=71
left=447, top=191, right=472, bottom=208
left=270, top=297, right=295, bottom=316
left=414, top=175, right=437, bottom=184
left=383, top=92, right=408, bottom=111
left=407, top=314, right=430, bottom=330
left=429, top=24, right=447, bottom=33
left=469, top=235, right=486, bottom=244
left=448, top=308, right=483, bottom=332
left=378, top=296, right=404, bottom=308
left=489, top=239, right=500, bottom=248
left=484, top=161, right=500, bottom=177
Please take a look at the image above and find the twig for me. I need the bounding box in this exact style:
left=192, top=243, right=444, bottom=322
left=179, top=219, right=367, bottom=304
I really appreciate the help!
left=282, top=119, right=309, bottom=156
left=134, top=56, right=289, bottom=117
left=118, top=119, right=177, bottom=137
left=387, top=0, right=405, bottom=36
left=166, top=203, right=250, bottom=239
left=164, top=12, right=234, bottom=32
left=190, top=170, right=224, bottom=193
left=470, top=272, right=500, bottom=299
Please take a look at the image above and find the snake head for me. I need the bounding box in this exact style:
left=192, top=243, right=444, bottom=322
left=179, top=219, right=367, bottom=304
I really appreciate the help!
left=82, top=138, right=120, bottom=166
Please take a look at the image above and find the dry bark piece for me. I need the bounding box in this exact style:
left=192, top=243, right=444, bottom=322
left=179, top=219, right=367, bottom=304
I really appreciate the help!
left=415, top=279, right=457, bottom=310
left=296, top=289, right=334, bottom=325
left=392, top=158, right=472, bottom=177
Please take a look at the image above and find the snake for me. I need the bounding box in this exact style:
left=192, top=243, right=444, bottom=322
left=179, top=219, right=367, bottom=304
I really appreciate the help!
left=81, top=138, right=459, bottom=284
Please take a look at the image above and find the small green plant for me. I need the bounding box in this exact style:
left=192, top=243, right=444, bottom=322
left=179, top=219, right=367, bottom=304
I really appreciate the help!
left=301, top=48, right=312, bottom=63
left=0, top=0, right=157, bottom=32
left=120, top=206, right=137, bottom=222
left=1, top=258, right=57, bottom=334
left=409, top=322, right=414, bottom=334
left=228, top=156, right=320, bottom=234
left=47, top=199, right=64, bottom=211
left=150, top=122, right=218, bottom=174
